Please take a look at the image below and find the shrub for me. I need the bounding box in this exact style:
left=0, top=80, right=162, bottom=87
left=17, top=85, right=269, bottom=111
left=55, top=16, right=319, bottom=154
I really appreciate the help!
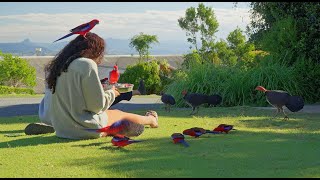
left=119, top=60, right=161, bottom=94
left=292, top=57, right=320, bottom=103
left=0, top=51, right=36, bottom=88
left=0, top=85, right=35, bottom=94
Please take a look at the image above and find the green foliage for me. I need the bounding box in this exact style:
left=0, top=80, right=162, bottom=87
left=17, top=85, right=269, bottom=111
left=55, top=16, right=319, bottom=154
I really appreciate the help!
left=119, top=60, right=161, bottom=94
left=129, top=32, right=159, bottom=62
left=0, top=51, right=36, bottom=88
left=226, top=28, right=256, bottom=67
left=292, top=57, right=320, bottom=103
left=227, top=27, right=246, bottom=49
left=247, top=3, right=320, bottom=103
left=181, top=50, right=202, bottom=69
left=157, top=59, right=175, bottom=91
left=213, top=40, right=237, bottom=66
left=259, top=16, right=299, bottom=65
left=178, top=3, right=219, bottom=56
left=247, top=2, right=320, bottom=64
left=0, top=85, right=35, bottom=94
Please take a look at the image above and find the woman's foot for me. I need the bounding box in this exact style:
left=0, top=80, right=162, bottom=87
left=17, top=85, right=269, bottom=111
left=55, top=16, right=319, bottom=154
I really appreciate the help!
left=145, top=110, right=158, bottom=128
left=24, top=123, right=55, bottom=135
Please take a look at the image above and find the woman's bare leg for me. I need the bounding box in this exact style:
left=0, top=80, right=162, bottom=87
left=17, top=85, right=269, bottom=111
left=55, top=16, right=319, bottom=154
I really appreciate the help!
left=106, top=109, right=158, bottom=128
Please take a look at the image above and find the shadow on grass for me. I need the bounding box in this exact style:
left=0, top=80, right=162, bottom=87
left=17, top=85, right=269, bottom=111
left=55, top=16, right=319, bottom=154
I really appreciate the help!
left=0, top=115, right=39, bottom=126
left=1, top=108, right=319, bottom=177
left=0, top=135, right=76, bottom=148
left=0, top=129, right=25, bottom=134
left=153, top=106, right=314, bottom=120
left=63, top=129, right=320, bottom=178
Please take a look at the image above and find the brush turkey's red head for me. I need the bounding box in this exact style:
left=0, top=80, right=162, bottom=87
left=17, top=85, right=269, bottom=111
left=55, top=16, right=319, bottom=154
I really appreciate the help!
left=255, top=86, right=267, bottom=92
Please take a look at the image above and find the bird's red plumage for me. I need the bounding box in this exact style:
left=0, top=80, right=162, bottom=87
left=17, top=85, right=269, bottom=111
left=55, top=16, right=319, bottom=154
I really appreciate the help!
left=109, top=65, right=120, bottom=84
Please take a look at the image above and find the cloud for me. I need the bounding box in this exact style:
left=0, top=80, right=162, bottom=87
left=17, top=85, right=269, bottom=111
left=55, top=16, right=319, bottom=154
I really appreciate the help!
left=0, top=8, right=250, bottom=43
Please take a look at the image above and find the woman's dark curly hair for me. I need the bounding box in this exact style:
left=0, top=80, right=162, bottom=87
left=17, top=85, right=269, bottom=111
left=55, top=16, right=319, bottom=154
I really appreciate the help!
left=45, top=32, right=105, bottom=94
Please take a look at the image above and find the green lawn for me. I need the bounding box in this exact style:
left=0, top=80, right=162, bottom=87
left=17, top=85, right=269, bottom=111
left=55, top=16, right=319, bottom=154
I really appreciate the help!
left=0, top=107, right=319, bottom=178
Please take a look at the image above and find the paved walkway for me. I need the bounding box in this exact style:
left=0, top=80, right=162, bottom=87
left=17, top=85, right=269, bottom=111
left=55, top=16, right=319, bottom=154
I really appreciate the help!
left=254, top=105, right=320, bottom=114
left=0, top=96, right=163, bottom=117
left=0, top=96, right=318, bottom=117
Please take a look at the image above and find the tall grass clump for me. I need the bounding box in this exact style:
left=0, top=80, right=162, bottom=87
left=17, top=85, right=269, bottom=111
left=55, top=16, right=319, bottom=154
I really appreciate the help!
left=291, top=57, right=320, bottom=103
left=164, top=56, right=306, bottom=107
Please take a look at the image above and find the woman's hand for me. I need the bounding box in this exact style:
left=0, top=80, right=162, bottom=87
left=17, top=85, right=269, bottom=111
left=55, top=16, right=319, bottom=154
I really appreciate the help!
left=111, top=85, right=121, bottom=97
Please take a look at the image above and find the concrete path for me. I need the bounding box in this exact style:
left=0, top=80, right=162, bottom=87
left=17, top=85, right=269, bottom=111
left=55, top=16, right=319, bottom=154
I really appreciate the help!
left=0, top=96, right=318, bottom=117
left=0, top=96, right=163, bottom=117
left=254, top=105, right=320, bottom=114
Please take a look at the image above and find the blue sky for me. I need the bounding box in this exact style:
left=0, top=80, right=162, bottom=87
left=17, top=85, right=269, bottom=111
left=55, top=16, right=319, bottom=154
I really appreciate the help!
left=0, top=2, right=251, bottom=43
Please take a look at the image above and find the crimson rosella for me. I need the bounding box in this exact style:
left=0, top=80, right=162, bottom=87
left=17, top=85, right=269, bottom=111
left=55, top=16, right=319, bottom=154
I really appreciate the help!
left=109, top=64, right=120, bottom=84
left=111, top=135, right=143, bottom=147
left=171, top=133, right=189, bottom=147
left=84, top=119, right=144, bottom=137
left=53, top=19, right=99, bottom=43
left=183, top=127, right=221, bottom=138
left=213, top=124, right=236, bottom=134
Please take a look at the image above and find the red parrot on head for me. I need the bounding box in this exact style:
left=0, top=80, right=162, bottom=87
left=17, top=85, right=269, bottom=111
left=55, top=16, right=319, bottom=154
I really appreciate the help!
left=109, top=64, right=120, bottom=84
left=53, top=19, right=99, bottom=43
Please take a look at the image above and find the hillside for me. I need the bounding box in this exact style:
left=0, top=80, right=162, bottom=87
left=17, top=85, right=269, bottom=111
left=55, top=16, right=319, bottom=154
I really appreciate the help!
left=0, top=38, right=190, bottom=56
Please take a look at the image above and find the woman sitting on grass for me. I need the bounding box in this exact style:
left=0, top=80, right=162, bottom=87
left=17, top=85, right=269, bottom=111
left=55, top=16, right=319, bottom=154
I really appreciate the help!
left=25, top=32, right=158, bottom=139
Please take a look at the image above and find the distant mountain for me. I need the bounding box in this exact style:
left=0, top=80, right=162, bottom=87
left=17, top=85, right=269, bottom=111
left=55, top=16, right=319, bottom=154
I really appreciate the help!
left=0, top=38, right=191, bottom=56
left=0, top=39, right=53, bottom=56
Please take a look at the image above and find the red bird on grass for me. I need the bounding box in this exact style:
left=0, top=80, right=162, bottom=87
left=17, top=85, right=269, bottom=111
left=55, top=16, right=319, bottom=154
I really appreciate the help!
left=53, top=19, right=99, bottom=43
left=183, top=127, right=221, bottom=138
left=171, top=133, right=189, bottom=147
left=111, top=135, right=143, bottom=147
left=109, top=64, right=120, bottom=84
left=213, top=124, right=236, bottom=134
left=255, top=86, right=304, bottom=120
left=84, top=119, right=144, bottom=137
